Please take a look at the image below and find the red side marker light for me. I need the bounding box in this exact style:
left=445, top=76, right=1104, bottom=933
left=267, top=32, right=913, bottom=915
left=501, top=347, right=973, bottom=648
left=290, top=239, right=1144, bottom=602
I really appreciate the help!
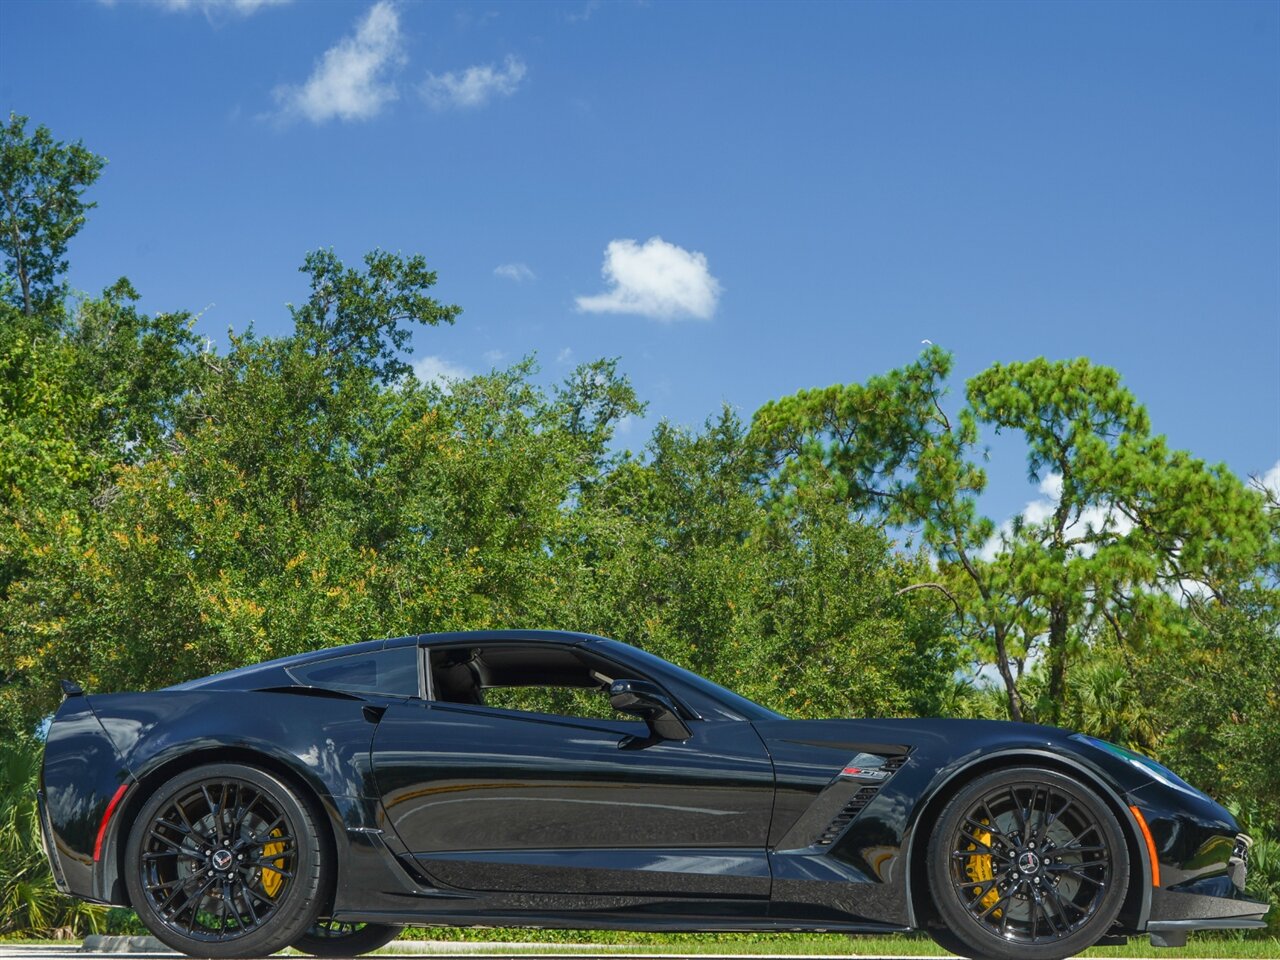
left=93, top=784, right=129, bottom=862
left=1129, top=804, right=1161, bottom=888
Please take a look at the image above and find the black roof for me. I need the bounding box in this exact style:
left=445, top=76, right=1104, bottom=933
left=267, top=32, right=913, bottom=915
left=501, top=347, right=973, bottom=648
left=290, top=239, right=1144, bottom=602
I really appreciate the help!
left=168, top=629, right=610, bottom=691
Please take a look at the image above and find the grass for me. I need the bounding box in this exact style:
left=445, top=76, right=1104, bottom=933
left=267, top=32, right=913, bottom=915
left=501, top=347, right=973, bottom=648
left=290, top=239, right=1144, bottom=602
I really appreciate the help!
left=366, top=933, right=1280, bottom=958
left=5, top=932, right=1279, bottom=958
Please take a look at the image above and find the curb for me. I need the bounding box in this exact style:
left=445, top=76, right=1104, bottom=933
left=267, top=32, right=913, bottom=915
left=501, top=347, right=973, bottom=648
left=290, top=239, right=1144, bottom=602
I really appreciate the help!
left=79, top=938, right=171, bottom=954
left=73, top=940, right=636, bottom=955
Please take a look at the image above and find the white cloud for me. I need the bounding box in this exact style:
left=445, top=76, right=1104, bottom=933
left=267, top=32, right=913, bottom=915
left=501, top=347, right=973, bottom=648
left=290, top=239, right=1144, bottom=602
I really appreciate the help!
left=100, top=0, right=288, bottom=12
left=273, top=1, right=404, bottom=124
left=978, top=472, right=1134, bottom=562
left=412, top=355, right=471, bottom=390
left=564, top=1, right=600, bottom=23
left=556, top=347, right=574, bottom=364
left=1260, top=459, right=1280, bottom=499
left=494, top=262, right=535, bottom=282
left=482, top=349, right=507, bottom=364
left=421, top=55, right=526, bottom=110
left=158, top=0, right=288, bottom=11
left=576, top=237, right=721, bottom=321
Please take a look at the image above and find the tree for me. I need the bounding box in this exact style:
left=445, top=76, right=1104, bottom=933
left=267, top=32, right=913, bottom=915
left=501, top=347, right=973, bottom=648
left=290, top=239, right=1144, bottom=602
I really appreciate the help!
left=752, top=348, right=1274, bottom=724
left=289, top=248, right=460, bottom=384
left=0, top=114, right=106, bottom=315
left=564, top=408, right=960, bottom=719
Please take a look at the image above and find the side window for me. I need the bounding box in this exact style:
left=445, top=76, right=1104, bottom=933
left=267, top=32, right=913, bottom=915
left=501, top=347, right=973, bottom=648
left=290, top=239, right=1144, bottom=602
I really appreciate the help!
left=428, top=644, right=635, bottom=721
left=287, top=646, right=420, bottom=698
left=482, top=686, right=619, bottom=720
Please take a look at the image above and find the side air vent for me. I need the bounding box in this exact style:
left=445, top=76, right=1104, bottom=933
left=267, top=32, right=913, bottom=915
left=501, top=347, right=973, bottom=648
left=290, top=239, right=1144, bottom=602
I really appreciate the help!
left=816, top=786, right=882, bottom=845
left=816, top=753, right=909, bottom=846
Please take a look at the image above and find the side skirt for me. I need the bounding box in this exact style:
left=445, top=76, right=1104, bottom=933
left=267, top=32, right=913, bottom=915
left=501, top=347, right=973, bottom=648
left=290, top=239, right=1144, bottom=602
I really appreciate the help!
left=329, top=910, right=910, bottom=934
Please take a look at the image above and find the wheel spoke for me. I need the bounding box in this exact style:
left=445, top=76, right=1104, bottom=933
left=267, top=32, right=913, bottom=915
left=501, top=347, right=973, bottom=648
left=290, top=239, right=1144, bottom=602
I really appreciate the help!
left=1009, top=786, right=1029, bottom=837
left=184, top=876, right=216, bottom=933
left=241, top=885, right=260, bottom=926
left=977, top=888, right=1013, bottom=921
left=200, top=784, right=223, bottom=844
left=963, top=878, right=999, bottom=907
left=242, top=884, right=275, bottom=907
left=140, top=776, right=296, bottom=944
left=1037, top=889, right=1064, bottom=937
left=1050, top=865, right=1105, bottom=886
left=1043, top=880, right=1077, bottom=928
left=1060, top=825, right=1100, bottom=849
left=156, top=874, right=200, bottom=914
left=1035, top=786, right=1053, bottom=845
left=148, top=830, right=190, bottom=854
left=223, top=883, right=246, bottom=933
left=1023, top=785, right=1039, bottom=840
left=1057, top=843, right=1107, bottom=856
left=952, top=843, right=1008, bottom=862
left=948, top=778, right=1114, bottom=947
left=231, top=786, right=257, bottom=835
left=978, top=800, right=1010, bottom=844
left=1053, top=857, right=1108, bottom=870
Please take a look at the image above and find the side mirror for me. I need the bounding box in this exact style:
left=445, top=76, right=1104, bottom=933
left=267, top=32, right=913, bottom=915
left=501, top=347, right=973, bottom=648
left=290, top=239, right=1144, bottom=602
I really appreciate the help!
left=609, top=678, right=691, bottom=741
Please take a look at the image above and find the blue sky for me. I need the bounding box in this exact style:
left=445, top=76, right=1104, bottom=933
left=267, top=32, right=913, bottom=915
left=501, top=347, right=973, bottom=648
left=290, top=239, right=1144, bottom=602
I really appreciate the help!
left=2, top=0, right=1277, bottom=521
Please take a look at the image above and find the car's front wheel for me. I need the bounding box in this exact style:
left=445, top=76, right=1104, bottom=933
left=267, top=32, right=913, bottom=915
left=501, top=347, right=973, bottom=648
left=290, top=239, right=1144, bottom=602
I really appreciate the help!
left=293, top=919, right=404, bottom=957
left=926, top=766, right=1130, bottom=960
left=124, top=762, right=326, bottom=959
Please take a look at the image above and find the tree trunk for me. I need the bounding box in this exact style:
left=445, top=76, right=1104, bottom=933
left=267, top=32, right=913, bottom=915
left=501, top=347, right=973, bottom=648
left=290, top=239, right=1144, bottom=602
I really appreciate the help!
left=1046, top=601, right=1068, bottom=725
left=993, top=625, right=1024, bottom=722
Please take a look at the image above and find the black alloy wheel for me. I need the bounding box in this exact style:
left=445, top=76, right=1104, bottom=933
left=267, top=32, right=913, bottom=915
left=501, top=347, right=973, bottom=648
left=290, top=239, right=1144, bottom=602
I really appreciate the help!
left=125, top=763, right=325, bottom=959
left=293, top=919, right=404, bottom=957
left=926, top=767, right=1130, bottom=960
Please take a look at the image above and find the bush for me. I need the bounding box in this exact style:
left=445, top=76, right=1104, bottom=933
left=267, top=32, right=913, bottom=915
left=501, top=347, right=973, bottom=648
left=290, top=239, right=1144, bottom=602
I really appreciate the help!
left=0, top=737, right=107, bottom=938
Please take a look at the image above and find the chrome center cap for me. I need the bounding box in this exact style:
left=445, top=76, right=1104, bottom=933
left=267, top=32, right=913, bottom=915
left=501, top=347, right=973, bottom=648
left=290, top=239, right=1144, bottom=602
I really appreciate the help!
left=211, top=849, right=234, bottom=871
left=1017, top=851, right=1041, bottom=874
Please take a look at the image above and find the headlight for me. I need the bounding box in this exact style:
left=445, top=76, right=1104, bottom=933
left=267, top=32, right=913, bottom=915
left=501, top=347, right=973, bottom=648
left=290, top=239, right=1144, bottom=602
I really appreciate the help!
left=1070, top=734, right=1206, bottom=799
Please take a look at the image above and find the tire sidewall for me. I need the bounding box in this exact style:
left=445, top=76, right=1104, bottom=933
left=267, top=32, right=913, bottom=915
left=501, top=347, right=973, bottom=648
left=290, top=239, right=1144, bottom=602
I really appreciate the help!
left=926, top=767, right=1130, bottom=960
left=124, top=762, right=326, bottom=959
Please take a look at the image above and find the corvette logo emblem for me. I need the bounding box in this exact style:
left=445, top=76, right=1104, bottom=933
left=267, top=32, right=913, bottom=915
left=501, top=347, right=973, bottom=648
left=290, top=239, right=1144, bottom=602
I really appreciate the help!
left=840, top=765, right=890, bottom=780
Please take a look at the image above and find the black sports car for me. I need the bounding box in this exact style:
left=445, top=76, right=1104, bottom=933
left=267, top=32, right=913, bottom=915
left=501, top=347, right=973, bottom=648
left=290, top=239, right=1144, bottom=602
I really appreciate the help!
left=40, top=630, right=1267, bottom=959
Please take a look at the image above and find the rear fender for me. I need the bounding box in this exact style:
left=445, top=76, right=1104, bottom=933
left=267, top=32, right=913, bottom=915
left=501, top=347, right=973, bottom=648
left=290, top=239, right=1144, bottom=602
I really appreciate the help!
left=84, top=689, right=397, bottom=906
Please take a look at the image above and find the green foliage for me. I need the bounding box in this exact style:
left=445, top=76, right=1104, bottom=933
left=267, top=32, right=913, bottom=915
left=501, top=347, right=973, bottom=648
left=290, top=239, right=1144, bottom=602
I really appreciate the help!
left=560, top=409, right=960, bottom=720
left=290, top=248, right=460, bottom=384
left=1, top=111, right=1277, bottom=942
left=0, top=114, right=106, bottom=315
left=0, top=737, right=106, bottom=938
left=752, top=349, right=1274, bottom=727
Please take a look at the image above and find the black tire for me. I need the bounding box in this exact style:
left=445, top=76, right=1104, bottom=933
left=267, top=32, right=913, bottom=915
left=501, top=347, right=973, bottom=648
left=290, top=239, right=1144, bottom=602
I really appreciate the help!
left=124, top=762, right=327, bottom=959
left=925, top=924, right=979, bottom=957
left=293, top=919, right=403, bottom=957
left=926, top=767, right=1130, bottom=960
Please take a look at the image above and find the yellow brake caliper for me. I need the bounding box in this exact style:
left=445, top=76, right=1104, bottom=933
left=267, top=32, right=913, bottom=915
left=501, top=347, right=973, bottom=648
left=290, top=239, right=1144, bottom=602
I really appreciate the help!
left=964, top=820, right=1002, bottom=917
left=260, top=828, right=286, bottom=898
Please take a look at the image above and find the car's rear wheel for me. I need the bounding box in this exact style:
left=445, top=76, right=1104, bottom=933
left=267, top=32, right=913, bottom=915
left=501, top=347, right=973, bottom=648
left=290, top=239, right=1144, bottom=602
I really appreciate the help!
left=124, top=763, right=326, bottom=959
left=293, top=919, right=403, bottom=956
left=926, top=767, right=1129, bottom=960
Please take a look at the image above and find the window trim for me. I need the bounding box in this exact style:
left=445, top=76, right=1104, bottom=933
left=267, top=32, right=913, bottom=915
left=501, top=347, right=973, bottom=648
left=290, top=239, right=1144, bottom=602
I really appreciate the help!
left=419, top=639, right=693, bottom=722
left=285, top=646, right=424, bottom=701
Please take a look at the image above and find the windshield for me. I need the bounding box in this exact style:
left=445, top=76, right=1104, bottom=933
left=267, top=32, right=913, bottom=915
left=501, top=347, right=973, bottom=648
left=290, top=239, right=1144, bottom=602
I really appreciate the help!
left=596, top=639, right=786, bottom=722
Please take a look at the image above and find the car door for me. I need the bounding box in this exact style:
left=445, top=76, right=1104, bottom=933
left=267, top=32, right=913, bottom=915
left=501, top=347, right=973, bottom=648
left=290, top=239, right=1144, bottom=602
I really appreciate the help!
left=369, top=640, right=776, bottom=900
